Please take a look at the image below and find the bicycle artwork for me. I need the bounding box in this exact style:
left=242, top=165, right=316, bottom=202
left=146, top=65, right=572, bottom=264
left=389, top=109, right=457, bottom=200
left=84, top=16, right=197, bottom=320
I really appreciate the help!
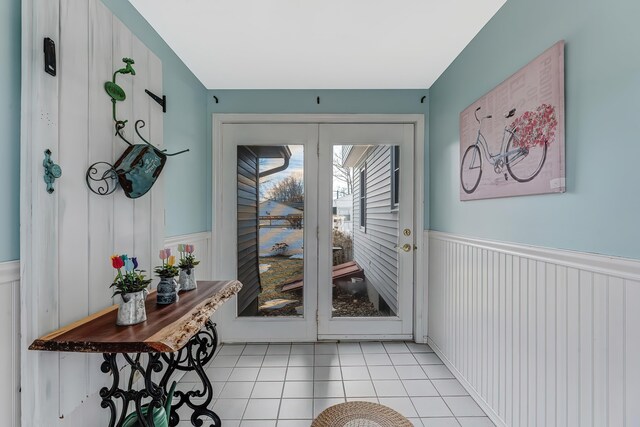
left=460, top=104, right=557, bottom=194
left=459, top=41, right=565, bottom=201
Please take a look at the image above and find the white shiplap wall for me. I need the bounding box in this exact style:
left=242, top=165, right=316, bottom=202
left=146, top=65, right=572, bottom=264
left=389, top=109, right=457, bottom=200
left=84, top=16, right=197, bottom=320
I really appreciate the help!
left=0, top=261, right=20, bottom=427
left=427, top=231, right=640, bottom=427
left=21, top=0, right=163, bottom=424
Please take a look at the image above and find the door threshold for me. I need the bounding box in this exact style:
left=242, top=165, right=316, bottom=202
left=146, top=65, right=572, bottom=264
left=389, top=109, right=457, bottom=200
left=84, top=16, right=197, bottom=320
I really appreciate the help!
left=318, top=334, right=414, bottom=341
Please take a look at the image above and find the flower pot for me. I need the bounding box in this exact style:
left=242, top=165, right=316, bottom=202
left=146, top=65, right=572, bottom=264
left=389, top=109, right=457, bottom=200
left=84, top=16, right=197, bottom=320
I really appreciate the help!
left=178, top=267, right=197, bottom=291
left=156, top=277, right=179, bottom=305
left=116, top=289, right=148, bottom=326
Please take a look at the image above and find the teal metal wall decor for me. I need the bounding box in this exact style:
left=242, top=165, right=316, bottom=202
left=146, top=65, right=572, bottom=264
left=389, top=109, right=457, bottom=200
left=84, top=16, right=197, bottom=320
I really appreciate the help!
left=86, top=57, right=188, bottom=199
left=43, top=149, right=62, bottom=194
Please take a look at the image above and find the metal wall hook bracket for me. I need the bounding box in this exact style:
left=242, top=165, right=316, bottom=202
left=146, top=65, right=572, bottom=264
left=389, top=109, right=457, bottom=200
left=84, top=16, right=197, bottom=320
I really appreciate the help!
left=145, top=89, right=166, bottom=113
left=43, top=149, right=62, bottom=194
left=421, top=96, right=426, bottom=104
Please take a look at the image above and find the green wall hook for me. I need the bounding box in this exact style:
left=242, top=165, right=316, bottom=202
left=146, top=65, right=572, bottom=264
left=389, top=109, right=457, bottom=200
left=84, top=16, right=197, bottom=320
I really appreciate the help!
left=43, top=149, right=62, bottom=194
left=105, top=57, right=136, bottom=131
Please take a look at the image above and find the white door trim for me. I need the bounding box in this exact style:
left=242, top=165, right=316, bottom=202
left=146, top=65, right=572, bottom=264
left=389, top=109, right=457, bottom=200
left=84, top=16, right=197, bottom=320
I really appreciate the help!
left=212, top=114, right=426, bottom=342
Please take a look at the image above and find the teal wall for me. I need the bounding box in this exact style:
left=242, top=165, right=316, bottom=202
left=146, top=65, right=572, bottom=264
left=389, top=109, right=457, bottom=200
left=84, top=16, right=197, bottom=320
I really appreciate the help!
left=429, top=0, right=640, bottom=258
left=206, top=90, right=429, bottom=231
left=101, top=0, right=208, bottom=238
left=0, top=0, right=21, bottom=262
left=0, top=0, right=429, bottom=261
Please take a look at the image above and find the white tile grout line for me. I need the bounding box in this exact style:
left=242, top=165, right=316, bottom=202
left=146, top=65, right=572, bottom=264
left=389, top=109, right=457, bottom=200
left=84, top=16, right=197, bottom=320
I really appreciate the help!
left=191, top=341, right=491, bottom=424
left=276, top=343, right=293, bottom=419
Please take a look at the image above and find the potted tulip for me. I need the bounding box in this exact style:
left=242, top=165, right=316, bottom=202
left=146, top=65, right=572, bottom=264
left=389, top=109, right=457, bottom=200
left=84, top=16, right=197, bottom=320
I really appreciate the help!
left=110, top=254, right=152, bottom=326
left=154, top=249, right=180, bottom=305
left=177, top=244, right=200, bottom=291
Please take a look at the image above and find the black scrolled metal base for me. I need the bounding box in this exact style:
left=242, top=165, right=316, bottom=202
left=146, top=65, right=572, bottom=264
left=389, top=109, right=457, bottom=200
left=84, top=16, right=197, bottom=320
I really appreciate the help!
left=160, top=321, right=220, bottom=427
left=99, top=321, right=220, bottom=427
left=100, top=352, right=165, bottom=427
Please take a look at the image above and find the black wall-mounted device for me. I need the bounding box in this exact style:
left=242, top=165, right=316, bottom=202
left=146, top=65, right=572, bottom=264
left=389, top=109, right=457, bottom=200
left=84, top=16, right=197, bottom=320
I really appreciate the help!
left=44, top=37, right=56, bottom=76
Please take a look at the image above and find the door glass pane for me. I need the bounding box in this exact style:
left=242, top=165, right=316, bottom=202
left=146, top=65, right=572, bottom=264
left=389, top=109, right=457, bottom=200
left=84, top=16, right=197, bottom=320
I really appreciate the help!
left=331, top=145, right=399, bottom=318
left=237, top=145, right=304, bottom=317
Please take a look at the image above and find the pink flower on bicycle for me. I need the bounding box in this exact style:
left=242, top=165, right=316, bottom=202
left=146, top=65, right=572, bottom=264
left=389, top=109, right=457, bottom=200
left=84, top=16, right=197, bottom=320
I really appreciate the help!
left=511, top=104, right=557, bottom=148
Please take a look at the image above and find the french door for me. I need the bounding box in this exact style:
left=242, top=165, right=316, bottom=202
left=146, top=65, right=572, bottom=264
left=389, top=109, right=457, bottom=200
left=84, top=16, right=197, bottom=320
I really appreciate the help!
left=213, top=119, right=415, bottom=342
left=317, top=124, right=414, bottom=339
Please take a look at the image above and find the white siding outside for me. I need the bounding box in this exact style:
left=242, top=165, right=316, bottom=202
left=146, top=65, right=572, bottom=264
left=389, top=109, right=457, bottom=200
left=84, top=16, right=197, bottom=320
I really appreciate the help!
left=333, top=194, right=353, bottom=234
left=352, top=146, right=399, bottom=313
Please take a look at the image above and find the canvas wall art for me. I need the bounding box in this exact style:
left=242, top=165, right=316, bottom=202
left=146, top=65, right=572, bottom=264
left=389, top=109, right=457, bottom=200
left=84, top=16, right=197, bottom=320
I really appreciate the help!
left=459, top=41, right=565, bottom=201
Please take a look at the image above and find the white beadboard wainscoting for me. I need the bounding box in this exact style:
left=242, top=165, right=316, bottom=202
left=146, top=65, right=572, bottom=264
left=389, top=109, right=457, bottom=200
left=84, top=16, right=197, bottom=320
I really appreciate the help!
left=0, top=261, right=20, bottom=426
left=164, top=232, right=213, bottom=281
left=427, top=231, right=640, bottom=427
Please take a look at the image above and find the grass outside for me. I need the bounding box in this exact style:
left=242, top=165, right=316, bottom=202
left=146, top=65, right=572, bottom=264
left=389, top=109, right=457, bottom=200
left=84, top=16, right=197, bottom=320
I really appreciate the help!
left=257, top=256, right=304, bottom=316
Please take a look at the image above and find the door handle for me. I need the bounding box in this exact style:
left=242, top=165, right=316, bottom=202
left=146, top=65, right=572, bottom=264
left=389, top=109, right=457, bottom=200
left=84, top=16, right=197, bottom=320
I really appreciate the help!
left=394, top=243, right=412, bottom=253
left=43, top=149, right=62, bottom=194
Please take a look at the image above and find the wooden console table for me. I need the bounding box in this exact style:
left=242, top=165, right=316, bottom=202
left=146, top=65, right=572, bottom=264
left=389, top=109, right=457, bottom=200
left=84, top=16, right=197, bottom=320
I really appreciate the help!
left=30, top=280, right=242, bottom=427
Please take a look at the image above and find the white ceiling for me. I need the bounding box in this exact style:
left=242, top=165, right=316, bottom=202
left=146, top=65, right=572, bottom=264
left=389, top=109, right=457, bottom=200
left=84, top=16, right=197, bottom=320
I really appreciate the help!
left=128, top=0, right=506, bottom=89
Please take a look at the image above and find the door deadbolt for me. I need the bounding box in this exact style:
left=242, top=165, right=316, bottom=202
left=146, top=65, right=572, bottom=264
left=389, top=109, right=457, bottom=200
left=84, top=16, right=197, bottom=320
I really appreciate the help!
left=403, top=228, right=411, bottom=236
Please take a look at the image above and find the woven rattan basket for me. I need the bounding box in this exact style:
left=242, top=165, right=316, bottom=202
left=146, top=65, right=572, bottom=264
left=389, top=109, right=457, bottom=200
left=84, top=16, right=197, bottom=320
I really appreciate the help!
left=311, top=401, right=413, bottom=427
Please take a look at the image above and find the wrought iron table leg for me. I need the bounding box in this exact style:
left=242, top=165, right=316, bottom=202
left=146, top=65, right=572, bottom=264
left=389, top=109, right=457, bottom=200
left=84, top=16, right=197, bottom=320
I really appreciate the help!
left=100, top=352, right=165, bottom=427
left=160, top=321, right=221, bottom=427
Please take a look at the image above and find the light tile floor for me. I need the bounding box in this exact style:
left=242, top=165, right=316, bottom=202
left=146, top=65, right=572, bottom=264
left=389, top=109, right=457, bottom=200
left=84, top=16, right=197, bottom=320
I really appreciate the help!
left=177, top=342, right=494, bottom=427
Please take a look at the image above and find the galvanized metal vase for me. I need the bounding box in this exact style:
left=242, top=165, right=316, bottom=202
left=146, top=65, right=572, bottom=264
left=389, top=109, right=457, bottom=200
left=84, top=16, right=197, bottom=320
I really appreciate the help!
left=116, top=289, right=148, bottom=326
left=178, top=267, right=197, bottom=291
left=156, top=277, right=179, bottom=305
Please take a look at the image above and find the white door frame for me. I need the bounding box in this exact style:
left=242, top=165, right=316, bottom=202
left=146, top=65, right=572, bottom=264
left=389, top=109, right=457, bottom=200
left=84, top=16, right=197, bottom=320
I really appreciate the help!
left=211, top=114, right=426, bottom=342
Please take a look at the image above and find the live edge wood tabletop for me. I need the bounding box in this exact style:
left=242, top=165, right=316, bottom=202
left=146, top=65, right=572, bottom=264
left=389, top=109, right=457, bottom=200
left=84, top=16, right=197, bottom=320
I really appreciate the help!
left=29, top=280, right=243, bottom=354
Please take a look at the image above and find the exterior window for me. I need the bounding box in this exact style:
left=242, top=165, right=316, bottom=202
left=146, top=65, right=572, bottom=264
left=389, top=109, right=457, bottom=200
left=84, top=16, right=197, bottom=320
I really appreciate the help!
left=359, top=168, right=366, bottom=229
left=391, top=145, right=400, bottom=210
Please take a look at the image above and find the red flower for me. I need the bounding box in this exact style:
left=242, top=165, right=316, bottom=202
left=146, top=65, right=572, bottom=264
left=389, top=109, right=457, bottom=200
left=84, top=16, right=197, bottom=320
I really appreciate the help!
left=111, top=254, right=124, bottom=269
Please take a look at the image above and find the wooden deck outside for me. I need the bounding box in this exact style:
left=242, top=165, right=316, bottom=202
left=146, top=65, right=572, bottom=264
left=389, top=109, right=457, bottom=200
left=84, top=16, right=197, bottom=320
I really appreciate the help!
left=281, top=261, right=364, bottom=292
